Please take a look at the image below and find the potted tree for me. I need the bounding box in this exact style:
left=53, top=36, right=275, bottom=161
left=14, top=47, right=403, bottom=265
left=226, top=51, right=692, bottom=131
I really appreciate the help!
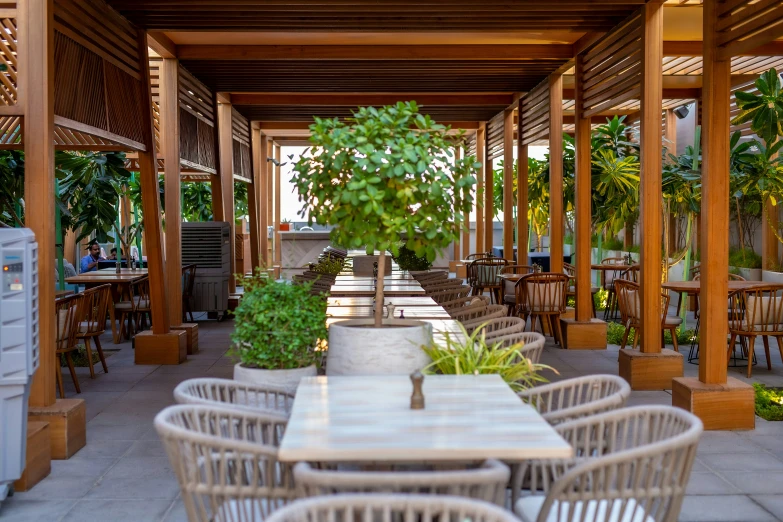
left=231, top=274, right=327, bottom=392
left=280, top=218, right=292, bottom=232
left=292, top=101, right=478, bottom=375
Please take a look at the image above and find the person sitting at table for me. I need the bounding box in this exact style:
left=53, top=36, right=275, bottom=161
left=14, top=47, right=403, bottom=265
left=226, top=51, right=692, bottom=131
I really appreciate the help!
left=80, top=240, right=105, bottom=273
left=107, top=247, right=123, bottom=261
left=54, top=258, right=77, bottom=282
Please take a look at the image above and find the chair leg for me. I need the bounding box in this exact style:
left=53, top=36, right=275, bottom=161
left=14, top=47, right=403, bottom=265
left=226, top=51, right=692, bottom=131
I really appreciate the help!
left=762, top=335, right=772, bottom=370
left=632, top=327, right=640, bottom=350
left=620, top=325, right=630, bottom=350
left=746, top=335, right=756, bottom=378
left=64, top=352, right=80, bottom=394
left=553, top=315, right=564, bottom=346
left=591, top=294, right=597, bottom=318
left=775, top=336, right=783, bottom=366
left=84, top=337, right=96, bottom=379
left=727, top=332, right=737, bottom=361
left=55, top=356, right=65, bottom=398
left=94, top=335, right=108, bottom=374
left=670, top=327, right=679, bottom=353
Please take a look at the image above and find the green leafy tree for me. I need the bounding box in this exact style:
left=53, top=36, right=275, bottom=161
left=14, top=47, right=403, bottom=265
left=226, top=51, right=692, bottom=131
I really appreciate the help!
left=0, top=150, right=25, bottom=227
left=292, top=101, right=478, bottom=326
left=234, top=181, right=248, bottom=218
left=182, top=181, right=213, bottom=222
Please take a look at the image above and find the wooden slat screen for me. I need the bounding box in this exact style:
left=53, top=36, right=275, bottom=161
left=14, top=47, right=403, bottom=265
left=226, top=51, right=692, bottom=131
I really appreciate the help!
left=486, top=110, right=505, bottom=160
left=520, top=79, right=550, bottom=146
left=717, top=0, right=783, bottom=59
left=179, top=64, right=216, bottom=173
left=580, top=10, right=643, bottom=119
left=0, top=116, right=20, bottom=146
left=465, top=133, right=477, bottom=157
left=730, top=79, right=759, bottom=138
left=232, top=108, right=252, bottom=180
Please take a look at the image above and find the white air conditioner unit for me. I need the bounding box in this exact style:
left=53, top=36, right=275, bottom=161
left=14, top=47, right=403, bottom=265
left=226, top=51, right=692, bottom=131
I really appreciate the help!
left=182, top=222, right=231, bottom=320
left=0, top=228, right=39, bottom=502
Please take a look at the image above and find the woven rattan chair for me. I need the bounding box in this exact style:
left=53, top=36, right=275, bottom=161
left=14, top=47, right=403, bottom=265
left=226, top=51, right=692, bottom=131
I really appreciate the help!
left=428, top=286, right=471, bottom=306
left=467, top=258, right=509, bottom=303
left=266, top=495, right=520, bottom=522
left=512, top=406, right=703, bottom=522
left=615, top=279, right=682, bottom=351
left=514, top=272, right=568, bottom=345
left=173, top=378, right=295, bottom=416
left=465, top=252, right=494, bottom=261
left=482, top=331, right=546, bottom=362
left=294, top=460, right=510, bottom=506
left=55, top=294, right=83, bottom=397
left=182, top=264, right=197, bottom=323
left=517, top=374, right=631, bottom=426
left=439, top=295, right=490, bottom=313
left=466, top=317, right=526, bottom=339
left=450, top=303, right=504, bottom=323
left=422, top=278, right=466, bottom=292
left=728, top=285, right=783, bottom=378
left=411, top=270, right=448, bottom=282
left=74, top=283, right=111, bottom=378
left=155, top=405, right=295, bottom=522
left=500, top=265, right=535, bottom=312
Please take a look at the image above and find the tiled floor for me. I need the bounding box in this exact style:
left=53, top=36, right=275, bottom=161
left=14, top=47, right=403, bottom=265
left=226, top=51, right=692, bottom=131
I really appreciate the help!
left=2, top=311, right=783, bottom=522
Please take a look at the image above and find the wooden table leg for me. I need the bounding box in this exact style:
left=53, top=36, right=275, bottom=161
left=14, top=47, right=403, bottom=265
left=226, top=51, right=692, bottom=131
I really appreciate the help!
left=109, top=285, right=122, bottom=344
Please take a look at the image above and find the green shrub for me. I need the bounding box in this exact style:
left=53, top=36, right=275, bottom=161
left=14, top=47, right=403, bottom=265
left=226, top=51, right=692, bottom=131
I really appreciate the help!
left=602, top=237, right=625, bottom=251
left=729, top=247, right=762, bottom=269
left=230, top=277, right=328, bottom=370
left=312, top=257, right=344, bottom=275
left=393, top=243, right=433, bottom=271
left=606, top=322, right=696, bottom=347
left=753, top=383, right=783, bottom=421
left=594, top=288, right=608, bottom=311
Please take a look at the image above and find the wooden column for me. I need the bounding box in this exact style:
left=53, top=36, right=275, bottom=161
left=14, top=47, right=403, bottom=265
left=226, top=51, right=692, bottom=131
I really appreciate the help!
left=22, top=0, right=56, bottom=408
left=160, top=58, right=182, bottom=325
left=453, top=146, right=462, bottom=261
left=517, top=139, right=529, bottom=262
left=549, top=73, right=564, bottom=274
left=252, top=129, right=269, bottom=267
left=461, top=140, right=470, bottom=258
left=133, top=33, right=186, bottom=366
left=475, top=125, right=485, bottom=253
left=503, top=108, right=515, bottom=262
left=210, top=175, right=224, bottom=221
left=274, top=143, right=282, bottom=275
left=665, top=109, right=678, bottom=252
left=672, top=0, right=754, bottom=430
left=560, top=53, right=607, bottom=351
left=247, top=153, right=261, bottom=270
left=484, top=133, right=494, bottom=252
left=762, top=201, right=778, bottom=269
left=217, top=102, right=236, bottom=292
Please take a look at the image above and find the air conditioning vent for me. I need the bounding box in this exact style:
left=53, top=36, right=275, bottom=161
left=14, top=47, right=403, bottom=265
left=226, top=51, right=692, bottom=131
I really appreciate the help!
left=182, top=222, right=230, bottom=315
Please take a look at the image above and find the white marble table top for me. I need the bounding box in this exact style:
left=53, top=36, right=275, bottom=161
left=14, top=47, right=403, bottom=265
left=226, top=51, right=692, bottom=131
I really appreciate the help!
left=331, top=279, right=421, bottom=286
left=327, top=305, right=451, bottom=319
left=329, top=285, right=427, bottom=297
left=279, top=375, right=573, bottom=463
left=327, top=296, right=439, bottom=307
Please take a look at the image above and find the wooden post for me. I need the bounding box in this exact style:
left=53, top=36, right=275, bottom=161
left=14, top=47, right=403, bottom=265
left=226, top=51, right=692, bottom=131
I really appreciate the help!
left=217, top=102, right=236, bottom=293
left=133, top=33, right=186, bottom=366
left=247, top=158, right=261, bottom=271
left=22, top=0, right=56, bottom=408
left=559, top=53, right=608, bottom=351
left=210, top=175, right=224, bottom=221
left=762, top=201, right=778, bottom=269
left=160, top=58, right=182, bottom=325
left=484, top=132, right=494, bottom=253
left=671, top=0, right=754, bottom=430
left=503, top=108, right=515, bottom=262
left=549, top=73, right=564, bottom=274
left=453, top=145, right=462, bottom=261
left=274, top=143, right=282, bottom=276
left=475, top=125, right=485, bottom=254
left=665, top=109, right=678, bottom=252
left=252, top=129, right=269, bottom=268
left=517, top=138, right=529, bottom=262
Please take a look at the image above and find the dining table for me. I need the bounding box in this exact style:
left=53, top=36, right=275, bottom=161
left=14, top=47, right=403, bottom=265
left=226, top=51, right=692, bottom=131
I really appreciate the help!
left=278, top=374, right=573, bottom=463
left=65, top=268, right=148, bottom=343
left=327, top=296, right=439, bottom=307
left=327, top=305, right=451, bottom=320
left=329, top=284, right=427, bottom=297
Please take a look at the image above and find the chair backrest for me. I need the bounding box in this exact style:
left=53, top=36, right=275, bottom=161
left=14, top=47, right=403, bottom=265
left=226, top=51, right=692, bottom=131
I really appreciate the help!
left=465, top=252, right=493, bottom=261
left=502, top=265, right=535, bottom=275
left=77, top=284, right=111, bottom=335
left=412, top=270, right=448, bottom=282
left=730, top=285, right=783, bottom=333
left=130, top=277, right=151, bottom=311
left=55, top=294, right=82, bottom=352
left=428, top=286, right=471, bottom=305
left=728, top=272, right=746, bottom=281
left=515, top=272, right=568, bottom=313
left=485, top=331, right=546, bottom=363
left=265, top=494, right=520, bottom=522
left=155, top=405, right=295, bottom=522
left=563, top=263, right=576, bottom=277
left=468, top=258, right=509, bottom=287
left=173, top=378, right=295, bottom=416
left=531, top=406, right=702, bottom=522
left=293, top=460, right=510, bottom=506
left=182, top=264, right=197, bottom=296
left=601, top=257, right=626, bottom=287
left=615, top=278, right=670, bottom=325
left=450, top=303, right=504, bottom=323
left=470, top=317, right=526, bottom=339
left=438, top=295, right=489, bottom=313
left=620, top=264, right=640, bottom=283
left=422, top=279, right=465, bottom=292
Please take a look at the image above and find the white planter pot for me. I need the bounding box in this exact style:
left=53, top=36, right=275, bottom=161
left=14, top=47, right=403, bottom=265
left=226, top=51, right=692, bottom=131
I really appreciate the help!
left=233, top=363, right=317, bottom=395
left=731, top=267, right=762, bottom=281
left=327, top=319, right=433, bottom=376
left=763, top=270, right=783, bottom=284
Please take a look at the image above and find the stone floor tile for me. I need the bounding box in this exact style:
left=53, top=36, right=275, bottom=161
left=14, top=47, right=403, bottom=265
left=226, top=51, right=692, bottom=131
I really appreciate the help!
left=18, top=458, right=117, bottom=500
left=83, top=456, right=180, bottom=501
left=752, top=495, right=783, bottom=521
left=61, top=498, right=175, bottom=522
left=70, top=439, right=134, bottom=459
left=162, top=499, right=189, bottom=522
left=685, top=472, right=741, bottom=495
left=699, top=452, right=783, bottom=472
left=0, top=499, right=77, bottom=522
left=678, top=494, right=778, bottom=522
left=125, top=438, right=167, bottom=458
left=696, top=432, right=761, bottom=454
left=721, top=472, right=783, bottom=495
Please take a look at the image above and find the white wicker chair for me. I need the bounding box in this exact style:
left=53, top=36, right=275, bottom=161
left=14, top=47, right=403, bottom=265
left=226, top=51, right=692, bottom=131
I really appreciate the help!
left=450, top=303, right=502, bottom=322
left=516, top=374, right=631, bottom=426
left=465, top=316, right=525, bottom=337
left=266, top=495, right=521, bottom=522
left=440, top=295, right=490, bottom=313
left=422, top=278, right=468, bottom=292
left=484, top=331, right=546, bottom=362
left=293, top=459, right=510, bottom=506
left=512, top=405, right=703, bottom=522
left=155, top=405, right=296, bottom=522
left=428, top=286, right=471, bottom=306
left=411, top=269, right=448, bottom=282
left=173, top=378, right=296, bottom=416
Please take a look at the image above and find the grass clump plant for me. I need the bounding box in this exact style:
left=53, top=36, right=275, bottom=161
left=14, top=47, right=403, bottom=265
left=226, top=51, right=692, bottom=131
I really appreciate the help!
left=728, top=247, right=762, bottom=269
left=393, top=243, right=433, bottom=271
left=753, top=383, right=783, bottom=421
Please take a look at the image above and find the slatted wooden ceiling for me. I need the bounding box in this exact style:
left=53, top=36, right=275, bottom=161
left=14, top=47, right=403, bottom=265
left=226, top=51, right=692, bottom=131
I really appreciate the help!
left=104, top=1, right=646, bottom=32
left=233, top=104, right=512, bottom=122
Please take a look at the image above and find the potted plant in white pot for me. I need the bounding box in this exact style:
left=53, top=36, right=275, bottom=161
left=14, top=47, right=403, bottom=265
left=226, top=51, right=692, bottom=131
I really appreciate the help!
left=231, top=274, right=327, bottom=392
left=292, top=101, right=478, bottom=375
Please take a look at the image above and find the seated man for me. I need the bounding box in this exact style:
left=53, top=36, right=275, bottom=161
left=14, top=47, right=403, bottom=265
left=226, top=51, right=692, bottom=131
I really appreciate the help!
left=80, top=240, right=104, bottom=273
left=107, top=247, right=122, bottom=260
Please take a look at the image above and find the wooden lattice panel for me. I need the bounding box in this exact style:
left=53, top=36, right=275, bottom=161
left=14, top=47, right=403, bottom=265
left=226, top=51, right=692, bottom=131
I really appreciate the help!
left=231, top=108, right=252, bottom=179
left=0, top=116, right=21, bottom=146
left=717, top=0, right=783, bottom=59
left=581, top=11, right=643, bottom=119
left=486, top=110, right=508, bottom=161
left=465, top=133, right=477, bottom=157
left=519, top=79, right=550, bottom=146
left=54, top=124, right=122, bottom=150
left=730, top=78, right=760, bottom=138
left=0, top=17, right=17, bottom=107
left=179, top=65, right=216, bottom=173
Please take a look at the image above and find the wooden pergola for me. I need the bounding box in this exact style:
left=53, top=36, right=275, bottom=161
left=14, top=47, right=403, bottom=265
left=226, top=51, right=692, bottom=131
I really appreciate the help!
left=8, top=0, right=783, bottom=458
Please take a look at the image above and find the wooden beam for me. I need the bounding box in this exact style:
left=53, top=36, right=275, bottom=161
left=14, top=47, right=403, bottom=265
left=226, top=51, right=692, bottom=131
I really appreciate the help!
left=574, top=55, right=592, bottom=323
left=563, top=87, right=700, bottom=100
left=177, top=44, right=574, bottom=61
left=503, top=108, right=514, bottom=262
left=137, top=33, right=171, bottom=337
left=147, top=31, right=177, bottom=58
left=22, top=0, right=56, bottom=408
left=549, top=73, right=564, bottom=274
left=217, top=102, right=236, bottom=292
left=232, top=93, right=514, bottom=106
left=160, top=57, right=182, bottom=325
left=699, top=0, right=731, bottom=385
left=475, top=124, right=485, bottom=254
left=663, top=39, right=783, bottom=56
left=274, top=143, right=282, bottom=271
left=484, top=125, right=494, bottom=252
left=256, top=120, right=482, bottom=131
left=639, top=0, right=664, bottom=354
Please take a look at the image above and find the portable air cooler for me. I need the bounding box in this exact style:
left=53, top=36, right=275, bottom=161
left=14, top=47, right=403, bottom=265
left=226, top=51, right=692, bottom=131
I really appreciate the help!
left=181, top=222, right=231, bottom=320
